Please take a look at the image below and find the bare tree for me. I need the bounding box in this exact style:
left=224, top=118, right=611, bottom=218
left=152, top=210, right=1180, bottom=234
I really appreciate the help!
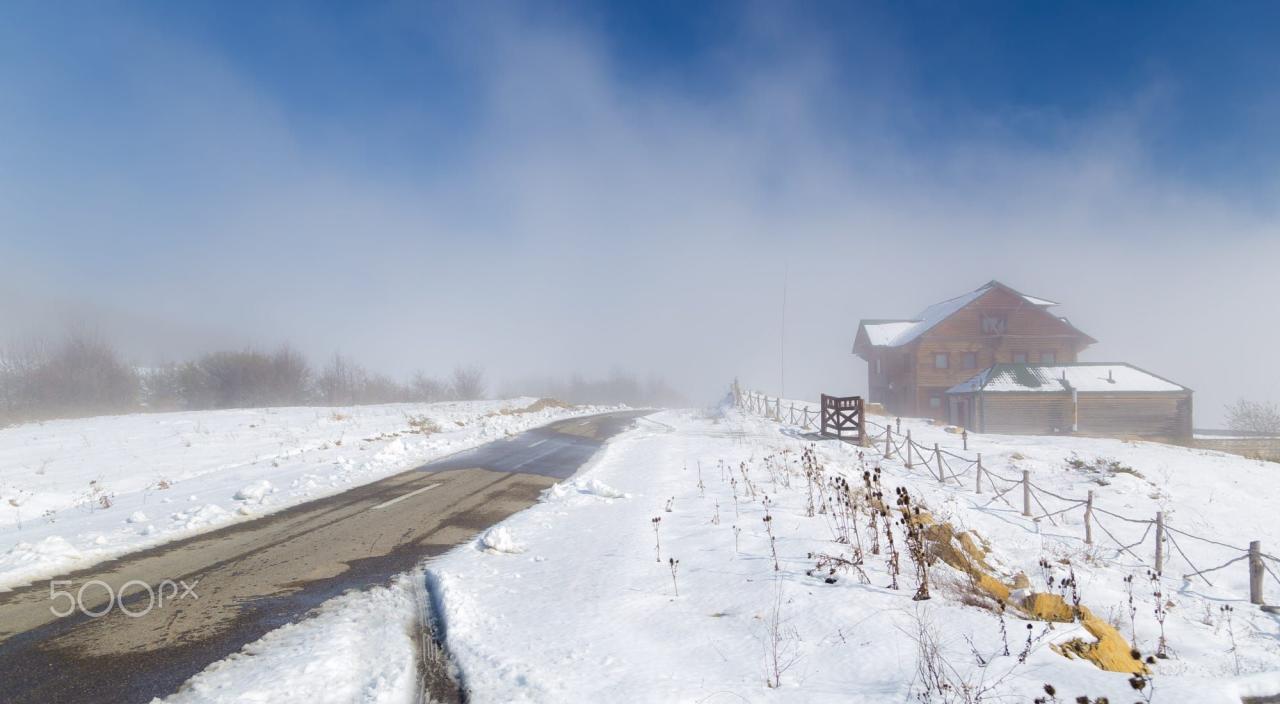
left=409, top=372, right=446, bottom=402
left=319, top=353, right=366, bottom=406
left=449, top=365, right=486, bottom=401
left=1225, top=399, right=1280, bottom=435
left=268, top=344, right=312, bottom=405
left=23, top=334, right=139, bottom=420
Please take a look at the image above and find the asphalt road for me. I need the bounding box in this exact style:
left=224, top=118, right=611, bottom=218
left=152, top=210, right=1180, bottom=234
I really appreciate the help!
left=0, top=410, right=647, bottom=704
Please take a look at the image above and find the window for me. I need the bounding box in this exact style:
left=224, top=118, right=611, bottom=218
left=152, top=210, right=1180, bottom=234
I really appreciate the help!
left=1040, top=351, right=1056, bottom=364
left=1012, top=352, right=1028, bottom=364
left=929, top=396, right=942, bottom=409
left=962, top=352, right=977, bottom=369
left=875, top=358, right=882, bottom=375
left=980, top=314, right=1007, bottom=335
left=934, top=353, right=949, bottom=369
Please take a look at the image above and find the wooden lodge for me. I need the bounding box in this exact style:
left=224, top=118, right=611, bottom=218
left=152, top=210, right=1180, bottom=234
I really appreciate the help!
left=852, top=281, right=1193, bottom=439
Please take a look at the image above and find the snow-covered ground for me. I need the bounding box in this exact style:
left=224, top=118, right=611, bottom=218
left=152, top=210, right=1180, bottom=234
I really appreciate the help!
left=163, top=575, right=423, bottom=704
left=419, top=407, right=1280, bottom=703
left=0, top=398, right=609, bottom=591
left=28, top=400, right=1277, bottom=703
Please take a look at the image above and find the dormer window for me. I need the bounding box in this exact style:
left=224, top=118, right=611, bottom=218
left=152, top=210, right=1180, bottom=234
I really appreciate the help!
left=980, top=314, right=1007, bottom=335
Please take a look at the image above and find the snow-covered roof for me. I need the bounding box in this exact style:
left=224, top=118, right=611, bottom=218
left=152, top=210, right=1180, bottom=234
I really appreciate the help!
left=858, top=281, right=1059, bottom=348
left=948, top=363, right=1190, bottom=395
left=860, top=321, right=918, bottom=346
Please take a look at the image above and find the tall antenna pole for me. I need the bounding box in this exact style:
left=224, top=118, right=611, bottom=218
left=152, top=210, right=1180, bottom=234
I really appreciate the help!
left=780, top=262, right=788, bottom=399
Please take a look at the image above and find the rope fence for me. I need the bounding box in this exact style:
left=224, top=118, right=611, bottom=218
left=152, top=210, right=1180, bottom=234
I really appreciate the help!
left=733, top=382, right=1276, bottom=609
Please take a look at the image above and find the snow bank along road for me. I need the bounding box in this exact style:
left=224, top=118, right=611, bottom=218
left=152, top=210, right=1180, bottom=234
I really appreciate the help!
left=0, top=410, right=647, bottom=704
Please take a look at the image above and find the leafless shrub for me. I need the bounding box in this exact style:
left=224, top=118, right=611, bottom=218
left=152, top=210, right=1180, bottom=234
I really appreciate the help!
left=406, top=415, right=441, bottom=435
left=82, top=479, right=114, bottom=511
left=762, top=496, right=779, bottom=571
left=1225, top=398, right=1280, bottom=434
left=1, top=333, right=139, bottom=424
left=449, top=365, right=486, bottom=401
left=409, top=372, right=447, bottom=402
left=907, top=607, right=1028, bottom=704
left=933, top=570, right=1000, bottom=613
left=1148, top=571, right=1169, bottom=659
left=909, top=608, right=987, bottom=703
left=763, top=578, right=801, bottom=688
left=806, top=550, right=869, bottom=584
left=318, top=353, right=368, bottom=405
left=186, top=345, right=312, bottom=409
left=1221, top=604, right=1241, bottom=675
left=896, top=487, right=932, bottom=601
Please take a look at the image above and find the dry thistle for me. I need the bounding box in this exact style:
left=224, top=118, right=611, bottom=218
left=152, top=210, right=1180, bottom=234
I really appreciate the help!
left=651, top=516, right=662, bottom=562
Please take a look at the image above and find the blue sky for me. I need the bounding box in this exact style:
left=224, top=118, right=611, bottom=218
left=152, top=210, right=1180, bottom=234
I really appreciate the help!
left=7, top=1, right=1278, bottom=195
left=1, top=1, right=1278, bottom=420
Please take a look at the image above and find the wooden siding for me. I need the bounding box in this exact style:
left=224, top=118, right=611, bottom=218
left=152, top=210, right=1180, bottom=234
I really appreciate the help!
left=1076, top=394, right=1192, bottom=438
left=961, top=391, right=1193, bottom=439
left=866, top=348, right=918, bottom=416
left=976, top=393, right=1073, bottom=434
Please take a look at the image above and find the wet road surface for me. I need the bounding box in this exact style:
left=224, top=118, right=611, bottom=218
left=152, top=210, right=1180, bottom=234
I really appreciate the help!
left=0, top=410, right=647, bottom=704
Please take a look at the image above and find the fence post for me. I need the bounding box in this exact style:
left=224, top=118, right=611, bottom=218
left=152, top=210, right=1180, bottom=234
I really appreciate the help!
left=906, top=431, right=913, bottom=468
left=934, top=443, right=944, bottom=483
left=1250, top=540, right=1264, bottom=605
left=895, top=417, right=901, bottom=433
left=885, top=426, right=893, bottom=458
left=975, top=454, right=983, bottom=494
left=1154, top=512, right=1165, bottom=574
left=1022, top=470, right=1032, bottom=517
left=1084, top=490, right=1094, bottom=545
left=962, top=430, right=968, bottom=451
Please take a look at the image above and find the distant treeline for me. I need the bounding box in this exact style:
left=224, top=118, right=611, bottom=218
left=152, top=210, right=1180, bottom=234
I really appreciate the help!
left=501, top=371, right=687, bottom=408
left=0, top=334, right=485, bottom=426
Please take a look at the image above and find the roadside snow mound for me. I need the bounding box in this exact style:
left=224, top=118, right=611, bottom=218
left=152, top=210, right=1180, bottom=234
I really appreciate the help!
left=0, top=536, right=83, bottom=571
left=162, top=576, right=419, bottom=704
left=234, top=480, right=275, bottom=503
left=479, top=526, right=524, bottom=554
left=579, top=478, right=627, bottom=499
left=171, top=504, right=229, bottom=529
left=546, top=477, right=629, bottom=502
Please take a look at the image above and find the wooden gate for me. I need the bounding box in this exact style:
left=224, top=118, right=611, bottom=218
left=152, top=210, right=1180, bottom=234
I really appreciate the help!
left=820, top=394, right=865, bottom=444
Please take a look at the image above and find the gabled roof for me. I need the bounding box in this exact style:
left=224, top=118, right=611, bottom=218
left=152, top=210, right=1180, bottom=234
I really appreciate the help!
left=947, top=363, right=1191, bottom=395
left=854, top=280, right=1087, bottom=352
